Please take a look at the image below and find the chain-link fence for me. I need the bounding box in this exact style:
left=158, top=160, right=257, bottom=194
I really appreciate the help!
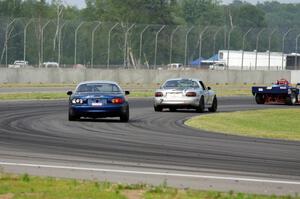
left=1, top=17, right=300, bottom=70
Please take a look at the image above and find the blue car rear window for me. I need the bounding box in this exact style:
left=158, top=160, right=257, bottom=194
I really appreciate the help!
left=76, top=83, right=121, bottom=93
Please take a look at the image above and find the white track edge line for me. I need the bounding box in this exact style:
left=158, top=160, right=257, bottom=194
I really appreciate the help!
left=0, top=162, right=300, bottom=185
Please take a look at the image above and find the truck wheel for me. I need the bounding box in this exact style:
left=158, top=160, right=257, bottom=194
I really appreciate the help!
left=169, top=107, right=177, bottom=112
left=208, top=96, right=218, bottom=112
left=196, top=96, right=205, bottom=113
left=286, top=93, right=296, bottom=105
left=154, top=105, right=163, bottom=112
left=255, top=94, right=265, bottom=104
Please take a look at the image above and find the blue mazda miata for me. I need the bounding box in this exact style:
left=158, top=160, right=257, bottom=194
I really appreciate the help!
left=67, top=81, right=130, bottom=122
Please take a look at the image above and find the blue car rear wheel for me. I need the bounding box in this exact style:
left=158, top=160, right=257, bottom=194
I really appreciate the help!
left=120, top=106, right=129, bottom=122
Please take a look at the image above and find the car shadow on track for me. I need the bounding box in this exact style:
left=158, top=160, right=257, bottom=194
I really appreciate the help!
left=70, top=118, right=126, bottom=123
left=158, top=109, right=216, bottom=114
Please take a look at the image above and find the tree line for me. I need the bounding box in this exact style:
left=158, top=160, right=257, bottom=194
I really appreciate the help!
left=2, top=0, right=300, bottom=28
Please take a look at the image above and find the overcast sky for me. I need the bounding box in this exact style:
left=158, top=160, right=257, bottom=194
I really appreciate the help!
left=61, top=0, right=300, bottom=9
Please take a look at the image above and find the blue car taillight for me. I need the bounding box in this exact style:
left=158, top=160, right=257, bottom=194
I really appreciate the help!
left=111, top=98, right=124, bottom=104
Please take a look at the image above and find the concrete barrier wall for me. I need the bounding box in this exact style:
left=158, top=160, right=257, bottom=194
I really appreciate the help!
left=0, top=68, right=295, bottom=84
left=291, top=71, right=300, bottom=84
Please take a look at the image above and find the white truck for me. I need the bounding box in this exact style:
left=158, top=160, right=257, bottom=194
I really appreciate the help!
left=211, top=50, right=285, bottom=70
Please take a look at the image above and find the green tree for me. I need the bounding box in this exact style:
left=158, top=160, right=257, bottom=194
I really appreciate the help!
left=82, top=0, right=178, bottom=24
left=0, top=0, right=22, bottom=17
left=228, top=1, right=266, bottom=27
left=258, top=1, right=300, bottom=28
left=181, top=0, right=224, bottom=26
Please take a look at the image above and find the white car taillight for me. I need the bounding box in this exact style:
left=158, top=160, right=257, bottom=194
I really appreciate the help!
left=155, top=92, right=163, bottom=97
left=186, top=92, right=197, bottom=97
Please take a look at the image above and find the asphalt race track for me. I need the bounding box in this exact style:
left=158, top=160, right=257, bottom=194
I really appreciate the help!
left=0, top=97, right=300, bottom=195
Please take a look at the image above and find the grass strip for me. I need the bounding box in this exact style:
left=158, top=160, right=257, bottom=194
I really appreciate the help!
left=0, top=83, right=75, bottom=88
left=0, top=173, right=298, bottom=199
left=0, top=83, right=254, bottom=100
left=0, top=92, right=154, bottom=100
left=185, top=109, right=300, bottom=141
left=0, top=93, right=68, bottom=100
left=0, top=83, right=257, bottom=97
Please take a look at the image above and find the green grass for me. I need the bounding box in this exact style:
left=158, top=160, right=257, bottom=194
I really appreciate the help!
left=185, top=109, right=300, bottom=141
left=0, top=173, right=298, bottom=199
left=0, top=83, right=75, bottom=88
left=0, top=83, right=256, bottom=100
left=0, top=91, right=154, bottom=100
left=0, top=93, right=68, bottom=100
left=208, top=83, right=253, bottom=97
left=0, top=173, right=125, bottom=199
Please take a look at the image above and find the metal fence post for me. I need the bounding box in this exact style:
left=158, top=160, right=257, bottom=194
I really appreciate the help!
left=41, top=20, right=51, bottom=67
left=241, top=28, right=253, bottom=70
left=58, top=22, right=67, bottom=65
left=184, top=26, right=194, bottom=66
left=295, top=32, right=300, bottom=70
left=213, top=26, right=223, bottom=55
left=139, top=25, right=150, bottom=67
left=23, top=19, right=34, bottom=65
left=124, top=24, right=135, bottom=68
left=154, top=25, right=166, bottom=69
left=226, top=27, right=235, bottom=70
left=224, top=27, right=227, bottom=51
left=268, top=29, right=277, bottom=70
left=169, top=26, right=180, bottom=64
left=74, top=22, right=85, bottom=65
left=5, top=18, right=17, bottom=66
left=255, top=28, right=265, bottom=70
left=91, top=21, right=101, bottom=68
left=198, top=26, right=208, bottom=68
left=107, top=23, right=119, bottom=69
left=282, top=29, right=292, bottom=70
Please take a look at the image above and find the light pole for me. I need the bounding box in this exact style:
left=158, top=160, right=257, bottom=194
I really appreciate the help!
left=154, top=25, right=166, bottom=69
left=107, top=23, right=119, bottom=69
left=124, top=24, right=135, bottom=68
left=91, top=21, right=101, bottom=68
left=198, top=26, right=208, bottom=68
left=241, top=28, right=253, bottom=70
left=184, top=26, right=194, bottom=66
left=41, top=20, right=51, bottom=67
left=5, top=18, right=17, bottom=66
left=268, top=29, right=277, bottom=70
left=282, top=29, right=292, bottom=70
left=169, top=26, right=180, bottom=64
left=74, top=22, right=85, bottom=65
left=255, top=28, right=265, bottom=70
